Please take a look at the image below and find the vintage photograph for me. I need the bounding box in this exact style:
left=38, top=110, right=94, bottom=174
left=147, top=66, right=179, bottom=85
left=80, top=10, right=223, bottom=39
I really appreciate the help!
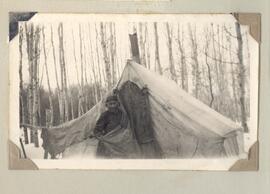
left=9, top=13, right=259, bottom=170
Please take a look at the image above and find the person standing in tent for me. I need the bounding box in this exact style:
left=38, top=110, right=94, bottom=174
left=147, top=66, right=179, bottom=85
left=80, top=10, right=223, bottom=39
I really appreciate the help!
left=91, top=94, right=132, bottom=158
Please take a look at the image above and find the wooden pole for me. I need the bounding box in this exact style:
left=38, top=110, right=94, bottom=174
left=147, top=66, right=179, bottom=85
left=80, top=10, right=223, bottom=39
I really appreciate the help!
left=129, top=33, right=141, bottom=64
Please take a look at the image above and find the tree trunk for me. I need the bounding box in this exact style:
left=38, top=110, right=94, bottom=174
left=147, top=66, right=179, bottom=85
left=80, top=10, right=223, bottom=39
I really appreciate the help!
left=100, top=22, right=112, bottom=90
left=166, top=23, right=177, bottom=82
left=72, top=28, right=84, bottom=117
left=50, top=25, right=63, bottom=124
left=24, top=23, right=34, bottom=143
left=88, top=23, right=99, bottom=104
left=139, top=23, right=146, bottom=67
left=42, top=26, right=54, bottom=126
left=95, top=23, right=104, bottom=99
left=177, top=24, right=188, bottom=91
left=228, top=34, right=239, bottom=120
left=153, top=22, right=162, bottom=75
left=210, top=24, right=221, bottom=95
left=32, top=25, right=41, bottom=147
left=109, top=23, right=117, bottom=86
left=25, top=23, right=40, bottom=146
left=113, top=24, right=120, bottom=79
left=82, top=28, right=89, bottom=110
left=144, top=23, right=151, bottom=69
left=78, top=24, right=85, bottom=116
left=58, top=23, right=69, bottom=122
left=19, top=24, right=29, bottom=144
left=244, top=31, right=250, bottom=117
left=188, top=24, right=200, bottom=98
left=204, top=29, right=214, bottom=107
left=235, top=22, right=248, bottom=132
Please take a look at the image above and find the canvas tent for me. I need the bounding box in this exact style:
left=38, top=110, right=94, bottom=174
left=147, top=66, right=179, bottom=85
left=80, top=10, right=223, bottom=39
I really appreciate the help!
left=42, top=60, right=244, bottom=159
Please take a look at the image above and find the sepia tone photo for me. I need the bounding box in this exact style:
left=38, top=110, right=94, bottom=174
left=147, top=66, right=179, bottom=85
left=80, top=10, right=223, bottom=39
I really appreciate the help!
left=9, top=13, right=259, bottom=170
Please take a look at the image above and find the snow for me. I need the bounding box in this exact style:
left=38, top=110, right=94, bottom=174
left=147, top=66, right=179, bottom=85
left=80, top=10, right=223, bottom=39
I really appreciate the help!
left=19, top=130, right=44, bottom=159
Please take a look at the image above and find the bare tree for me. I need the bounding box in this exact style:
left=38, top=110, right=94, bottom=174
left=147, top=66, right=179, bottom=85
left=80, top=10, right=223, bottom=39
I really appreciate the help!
left=188, top=23, right=200, bottom=98
left=42, top=26, right=54, bottom=126
left=166, top=22, right=177, bottom=82
left=82, top=25, right=90, bottom=110
left=50, top=25, right=63, bottom=124
left=244, top=31, right=250, bottom=117
left=177, top=24, right=188, bottom=91
left=210, top=23, right=222, bottom=98
left=100, top=22, right=112, bottom=90
left=217, top=25, right=232, bottom=118
left=113, top=24, right=120, bottom=78
left=78, top=24, right=85, bottom=116
left=88, top=23, right=99, bottom=103
left=235, top=22, right=248, bottom=132
left=153, top=22, right=162, bottom=75
left=145, top=23, right=151, bottom=69
left=227, top=32, right=239, bottom=120
left=25, top=23, right=34, bottom=143
left=71, top=28, right=84, bottom=117
left=139, top=22, right=147, bottom=67
left=109, top=22, right=117, bottom=86
left=27, top=24, right=40, bottom=147
left=19, top=25, right=29, bottom=144
left=204, top=27, right=214, bottom=107
left=95, top=23, right=104, bottom=98
left=58, top=23, right=69, bottom=122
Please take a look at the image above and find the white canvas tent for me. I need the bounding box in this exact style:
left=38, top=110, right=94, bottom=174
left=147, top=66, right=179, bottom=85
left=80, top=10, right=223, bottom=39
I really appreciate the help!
left=45, top=60, right=244, bottom=159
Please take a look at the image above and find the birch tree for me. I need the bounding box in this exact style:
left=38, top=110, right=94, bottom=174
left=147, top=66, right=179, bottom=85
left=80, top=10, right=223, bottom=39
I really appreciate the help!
left=188, top=23, right=201, bottom=98
left=109, top=22, right=117, bottom=86
left=145, top=23, right=151, bottom=69
left=210, top=23, right=221, bottom=98
left=100, top=22, right=112, bottom=90
left=235, top=22, right=248, bottom=132
left=139, top=22, right=147, bottom=67
left=113, top=24, right=120, bottom=78
left=32, top=26, right=40, bottom=147
left=153, top=22, right=162, bottom=75
left=42, top=26, right=54, bottom=126
left=204, top=27, right=214, bottom=107
left=19, top=25, right=29, bottom=144
left=177, top=24, right=188, bottom=91
left=227, top=32, right=239, bottom=120
left=25, top=23, right=34, bottom=143
left=25, top=23, right=41, bottom=147
left=78, top=24, right=85, bottom=116
left=50, top=25, right=63, bottom=124
left=82, top=26, right=89, bottom=110
left=88, top=23, right=99, bottom=103
left=166, top=22, right=177, bottom=82
left=95, top=23, right=104, bottom=98
left=58, top=23, right=69, bottom=122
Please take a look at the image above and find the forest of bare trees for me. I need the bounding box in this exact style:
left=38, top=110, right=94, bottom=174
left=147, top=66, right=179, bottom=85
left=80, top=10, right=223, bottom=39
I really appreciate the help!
left=19, top=21, right=251, bottom=147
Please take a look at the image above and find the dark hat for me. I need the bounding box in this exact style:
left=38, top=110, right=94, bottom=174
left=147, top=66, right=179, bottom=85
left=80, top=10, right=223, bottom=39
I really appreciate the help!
left=105, top=95, right=118, bottom=103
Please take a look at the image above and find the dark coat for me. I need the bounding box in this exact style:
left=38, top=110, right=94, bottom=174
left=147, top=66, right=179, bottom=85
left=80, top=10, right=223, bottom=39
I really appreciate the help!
left=94, top=108, right=123, bottom=137
left=93, top=108, right=127, bottom=158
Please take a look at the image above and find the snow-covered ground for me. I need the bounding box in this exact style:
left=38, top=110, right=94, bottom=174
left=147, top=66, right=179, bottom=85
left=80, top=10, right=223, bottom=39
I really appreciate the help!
left=20, top=129, right=98, bottom=159
left=19, top=130, right=44, bottom=159
left=19, top=122, right=256, bottom=160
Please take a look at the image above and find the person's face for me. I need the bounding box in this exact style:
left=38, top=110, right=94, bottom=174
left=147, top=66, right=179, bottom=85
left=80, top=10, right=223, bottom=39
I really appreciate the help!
left=106, top=100, right=119, bottom=110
